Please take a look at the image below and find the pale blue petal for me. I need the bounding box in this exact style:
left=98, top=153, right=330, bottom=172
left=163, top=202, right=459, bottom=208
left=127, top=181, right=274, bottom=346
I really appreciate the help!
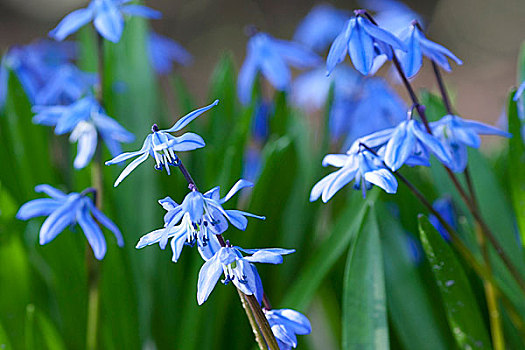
left=410, top=121, right=452, bottom=165
left=237, top=51, right=259, bottom=105
left=136, top=228, right=164, bottom=248
left=238, top=247, right=295, bottom=256
left=170, top=233, right=187, bottom=262
left=460, top=119, right=511, bottom=138
left=224, top=209, right=265, bottom=230
left=49, top=8, right=94, bottom=41
left=39, top=197, right=79, bottom=245
left=164, top=100, right=219, bottom=132
left=170, top=132, right=206, bottom=152
left=88, top=201, right=124, bottom=246
left=197, top=253, right=224, bottom=305
left=398, top=29, right=422, bottom=78
left=326, top=20, right=352, bottom=75
left=243, top=251, right=284, bottom=264
left=322, top=154, right=348, bottom=167
left=113, top=151, right=149, bottom=187
left=260, top=53, right=291, bottom=91
left=72, top=125, right=98, bottom=169
left=158, top=196, right=178, bottom=211
left=310, top=171, right=339, bottom=202
left=220, top=179, right=253, bottom=204
left=321, top=166, right=358, bottom=202
left=16, top=198, right=61, bottom=220
left=105, top=134, right=152, bottom=165
left=359, top=16, right=406, bottom=51
left=203, top=187, right=221, bottom=201
left=364, top=168, right=398, bottom=194
left=77, top=204, right=107, bottom=260
left=384, top=121, right=416, bottom=171
left=35, top=184, right=67, bottom=199
left=273, top=40, right=321, bottom=69
left=349, top=18, right=375, bottom=75
left=273, top=309, right=312, bottom=335
left=93, top=3, right=124, bottom=43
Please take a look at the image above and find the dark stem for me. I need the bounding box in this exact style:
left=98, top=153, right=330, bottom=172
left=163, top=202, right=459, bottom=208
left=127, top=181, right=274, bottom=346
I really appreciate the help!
left=431, top=61, right=453, bottom=114
left=263, top=294, right=273, bottom=310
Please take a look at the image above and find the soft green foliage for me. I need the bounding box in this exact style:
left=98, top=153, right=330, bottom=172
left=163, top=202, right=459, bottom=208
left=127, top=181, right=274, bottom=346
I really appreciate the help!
left=0, top=18, right=524, bottom=350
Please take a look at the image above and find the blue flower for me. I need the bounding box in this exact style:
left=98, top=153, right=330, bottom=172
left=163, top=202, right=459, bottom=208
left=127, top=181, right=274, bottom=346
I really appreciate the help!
left=252, top=99, right=273, bottom=141
left=429, top=197, right=457, bottom=242
left=293, top=4, right=350, bottom=53
left=34, top=64, right=97, bottom=106
left=0, top=40, right=77, bottom=107
left=264, top=308, right=312, bottom=350
left=16, top=185, right=124, bottom=260
left=326, top=13, right=406, bottom=76
left=238, top=32, right=320, bottom=105
left=197, top=245, right=294, bottom=305
left=148, top=31, right=192, bottom=75
left=514, top=80, right=525, bottom=102
left=396, top=23, right=462, bottom=78
left=430, top=114, right=510, bottom=173
left=105, top=100, right=218, bottom=186
left=136, top=179, right=265, bottom=262
left=310, top=144, right=398, bottom=202
left=33, top=96, right=134, bottom=169
left=50, top=0, right=161, bottom=43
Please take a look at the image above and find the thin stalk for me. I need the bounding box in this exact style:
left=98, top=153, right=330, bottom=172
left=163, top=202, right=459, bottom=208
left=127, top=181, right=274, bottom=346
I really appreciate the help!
left=432, top=61, right=505, bottom=349
left=364, top=9, right=525, bottom=293
left=175, top=159, right=279, bottom=349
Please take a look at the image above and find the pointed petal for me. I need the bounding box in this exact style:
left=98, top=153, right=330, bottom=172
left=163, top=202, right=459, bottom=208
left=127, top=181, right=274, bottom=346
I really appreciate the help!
left=364, top=168, right=398, bottom=194
left=322, top=154, right=348, bottom=167
left=88, top=201, right=124, bottom=246
left=349, top=17, right=375, bottom=75
left=360, top=16, right=406, bottom=51
left=237, top=51, right=259, bottom=105
left=170, top=132, right=205, bottom=152
left=197, top=253, right=224, bottom=305
left=220, top=179, right=253, bottom=204
left=35, top=184, right=68, bottom=199
left=77, top=203, right=107, bottom=260
left=121, top=4, right=162, bottom=19
left=49, top=8, right=94, bottom=41
left=113, top=151, right=149, bottom=187
left=326, top=20, right=352, bottom=75
left=321, top=166, right=358, bottom=202
left=93, top=3, right=124, bottom=43
left=224, top=209, right=265, bottom=230
left=16, top=198, right=61, bottom=220
left=410, top=121, right=452, bottom=165
left=310, top=171, right=339, bottom=202
left=460, top=119, right=511, bottom=138
left=164, top=100, right=218, bottom=132
left=39, top=197, right=79, bottom=245
left=170, top=233, right=187, bottom=262
left=384, top=121, right=415, bottom=171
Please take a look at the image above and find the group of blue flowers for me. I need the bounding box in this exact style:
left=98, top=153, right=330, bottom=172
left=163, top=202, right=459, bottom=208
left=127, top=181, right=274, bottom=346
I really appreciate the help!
left=8, top=0, right=518, bottom=348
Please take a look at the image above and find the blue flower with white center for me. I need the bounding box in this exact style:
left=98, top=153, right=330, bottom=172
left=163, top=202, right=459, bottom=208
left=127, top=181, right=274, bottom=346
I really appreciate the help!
left=396, top=23, right=462, bottom=78
left=105, top=100, right=218, bottom=186
left=264, top=308, right=312, bottom=350
left=35, top=64, right=97, bottom=106
left=197, top=245, right=294, bottom=305
left=148, top=31, right=192, bottom=75
left=0, top=40, right=77, bottom=107
left=293, top=4, right=350, bottom=53
left=49, top=0, right=161, bottom=43
left=429, top=197, right=457, bottom=242
left=237, top=32, right=320, bottom=105
left=310, top=145, right=398, bottom=203
left=33, top=96, right=134, bottom=169
left=16, top=185, right=124, bottom=260
left=326, top=12, right=406, bottom=76
left=430, top=114, right=510, bottom=173
left=366, top=118, right=452, bottom=172
left=136, top=179, right=265, bottom=262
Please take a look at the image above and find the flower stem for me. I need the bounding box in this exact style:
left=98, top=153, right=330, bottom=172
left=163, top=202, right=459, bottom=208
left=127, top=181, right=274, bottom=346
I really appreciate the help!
left=174, top=159, right=279, bottom=348
left=431, top=61, right=505, bottom=349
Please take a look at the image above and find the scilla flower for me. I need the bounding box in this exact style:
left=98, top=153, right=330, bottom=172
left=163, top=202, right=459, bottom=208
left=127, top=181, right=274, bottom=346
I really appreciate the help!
left=310, top=146, right=398, bottom=203
left=396, top=22, right=462, bottom=78
left=430, top=114, right=510, bottom=173
left=105, top=100, right=218, bottom=186
left=136, top=179, right=265, bottom=262
left=50, top=0, right=161, bottom=43
left=148, top=31, right=192, bottom=75
left=33, top=96, right=134, bottom=169
left=326, top=12, right=406, bottom=75
left=264, top=308, right=312, bottom=350
left=197, top=245, right=294, bottom=305
left=238, top=32, right=320, bottom=105
left=16, top=185, right=123, bottom=260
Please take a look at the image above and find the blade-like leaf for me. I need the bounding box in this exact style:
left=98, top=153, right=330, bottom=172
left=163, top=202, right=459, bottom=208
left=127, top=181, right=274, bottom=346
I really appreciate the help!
left=342, top=206, right=388, bottom=350
left=418, top=215, right=492, bottom=350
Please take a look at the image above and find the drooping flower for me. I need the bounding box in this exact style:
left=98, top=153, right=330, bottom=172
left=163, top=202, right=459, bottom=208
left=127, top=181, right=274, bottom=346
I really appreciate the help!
left=136, top=179, right=265, bottom=262
left=34, top=64, right=97, bottom=106
left=197, top=245, right=294, bottom=305
left=310, top=144, right=398, bottom=203
left=396, top=23, right=462, bottom=78
left=264, top=308, right=312, bottom=350
left=430, top=114, right=510, bottom=172
left=293, top=4, right=350, bottom=53
left=49, top=0, right=162, bottom=43
left=326, top=13, right=406, bottom=75
left=238, top=32, right=320, bottom=105
left=16, top=184, right=123, bottom=260
left=105, top=100, right=218, bottom=186
left=0, top=39, right=77, bottom=107
left=429, top=197, right=457, bottom=242
left=148, top=31, right=192, bottom=75
left=33, top=96, right=134, bottom=169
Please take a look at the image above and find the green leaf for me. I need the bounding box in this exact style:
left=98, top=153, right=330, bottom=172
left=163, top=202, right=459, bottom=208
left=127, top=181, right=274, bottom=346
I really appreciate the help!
left=0, top=320, right=11, bottom=349
left=506, top=91, right=525, bottom=245
left=378, top=205, right=454, bottom=350
left=342, top=206, right=388, bottom=350
left=418, top=215, right=492, bottom=350
left=283, top=190, right=377, bottom=310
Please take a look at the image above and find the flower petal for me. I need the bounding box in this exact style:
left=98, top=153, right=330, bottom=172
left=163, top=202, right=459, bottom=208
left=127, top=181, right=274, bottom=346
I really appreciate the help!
left=77, top=203, right=107, bottom=260
left=197, top=252, right=224, bottom=305
left=220, top=179, right=253, bottom=204
left=326, top=19, right=352, bottom=75
left=121, top=4, right=162, bottom=19
left=164, top=100, right=218, bottom=132
left=49, top=8, right=94, bottom=41
left=16, top=198, right=61, bottom=220
left=93, top=2, right=124, bottom=43
left=88, top=201, right=124, bottom=246
left=35, top=184, right=68, bottom=199
left=170, top=132, right=206, bottom=152
left=112, top=151, right=150, bottom=187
